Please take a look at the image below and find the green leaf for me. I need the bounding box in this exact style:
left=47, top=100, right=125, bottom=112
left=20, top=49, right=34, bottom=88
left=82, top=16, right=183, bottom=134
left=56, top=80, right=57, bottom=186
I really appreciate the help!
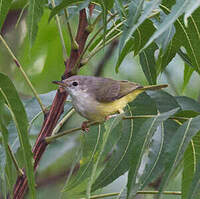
left=134, top=119, right=180, bottom=192
left=150, top=10, right=176, bottom=54
left=115, top=37, right=134, bottom=73
left=62, top=124, right=103, bottom=194
left=115, top=0, right=126, bottom=19
left=184, top=0, right=200, bottom=26
left=48, top=0, right=85, bottom=22
left=139, top=43, right=157, bottom=84
left=0, top=0, right=13, bottom=30
left=182, top=131, right=200, bottom=199
left=133, top=19, right=156, bottom=56
left=186, top=158, right=200, bottom=199
left=143, top=0, right=190, bottom=51
left=0, top=73, right=36, bottom=199
left=99, top=0, right=114, bottom=48
left=115, top=19, right=156, bottom=72
left=178, top=49, right=195, bottom=69
left=0, top=98, right=13, bottom=194
left=159, top=115, right=200, bottom=197
left=119, top=0, right=160, bottom=54
left=158, top=5, right=200, bottom=74
left=175, top=96, right=200, bottom=113
left=182, top=64, right=194, bottom=92
left=185, top=135, right=200, bottom=199
left=87, top=115, right=123, bottom=197
left=147, top=90, right=181, bottom=113
left=0, top=123, right=13, bottom=194
left=27, top=0, right=45, bottom=45
left=92, top=93, right=158, bottom=191
left=127, top=108, right=179, bottom=198
left=89, top=19, right=123, bottom=53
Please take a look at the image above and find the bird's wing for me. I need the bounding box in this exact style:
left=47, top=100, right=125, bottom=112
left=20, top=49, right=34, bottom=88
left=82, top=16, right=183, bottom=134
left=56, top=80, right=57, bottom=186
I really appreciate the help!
left=92, top=79, right=142, bottom=102
left=116, top=80, right=142, bottom=99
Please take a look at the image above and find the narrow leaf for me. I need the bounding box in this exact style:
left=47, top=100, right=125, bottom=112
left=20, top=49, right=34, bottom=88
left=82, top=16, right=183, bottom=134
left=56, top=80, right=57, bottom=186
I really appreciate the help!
left=182, top=131, right=200, bottom=199
left=182, top=64, right=194, bottom=92
left=115, top=19, right=155, bottom=72
left=127, top=108, right=179, bottom=198
left=187, top=158, right=200, bottom=199
left=139, top=43, right=157, bottom=84
left=119, top=0, right=160, bottom=54
left=136, top=119, right=180, bottom=192
left=49, top=0, right=85, bottom=22
left=176, top=96, right=200, bottom=113
left=156, top=5, right=200, bottom=73
left=28, top=0, right=45, bottom=45
left=143, top=0, right=190, bottom=51
left=0, top=73, right=36, bottom=199
left=184, top=0, right=200, bottom=26
left=115, top=37, right=134, bottom=73
left=147, top=90, right=181, bottom=113
left=87, top=115, right=122, bottom=197
left=185, top=132, right=200, bottom=199
left=92, top=93, right=158, bottom=191
left=159, top=115, right=200, bottom=196
left=0, top=99, right=13, bottom=194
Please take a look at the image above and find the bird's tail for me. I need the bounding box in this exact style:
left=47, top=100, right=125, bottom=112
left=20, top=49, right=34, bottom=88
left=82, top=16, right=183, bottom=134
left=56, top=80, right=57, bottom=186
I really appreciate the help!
left=141, top=84, right=168, bottom=90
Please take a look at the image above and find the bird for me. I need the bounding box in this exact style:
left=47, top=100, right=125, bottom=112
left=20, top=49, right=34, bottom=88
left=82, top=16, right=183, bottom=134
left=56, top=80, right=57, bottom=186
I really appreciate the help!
left=53, top=75, right=168, bottom=131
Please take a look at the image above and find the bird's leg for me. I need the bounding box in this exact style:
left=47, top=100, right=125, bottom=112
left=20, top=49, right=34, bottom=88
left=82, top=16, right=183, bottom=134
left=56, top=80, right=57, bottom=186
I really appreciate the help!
left=81, top=121, right=100, bottom=132
left=81, top=121, right=90, bottom=132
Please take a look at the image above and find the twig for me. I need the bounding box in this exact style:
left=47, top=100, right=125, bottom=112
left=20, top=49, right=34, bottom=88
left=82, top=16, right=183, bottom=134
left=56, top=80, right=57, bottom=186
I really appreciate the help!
left=8, top=145, right=24, bottom=176
left=52, top=108, right=75, bottom=136
left=15, top=3, right=29, bottom=29
left=0, top=34, right=45, bottom=113
left=84, top=31, right=122, bottom=64
left=123, top=115, right=190, bottom=120
left=46, top=121, right=99, bottom=144
left=45, top=115, right=189, bottom=143
left=82, top=190, right=182, bottom=199
left=64, top=9, right=79, bottom=50
left=74, top=9, right=123, bottom=70
left=51, top=0, right=68, bottom=60
left=94, top=40, right=118, bottom=76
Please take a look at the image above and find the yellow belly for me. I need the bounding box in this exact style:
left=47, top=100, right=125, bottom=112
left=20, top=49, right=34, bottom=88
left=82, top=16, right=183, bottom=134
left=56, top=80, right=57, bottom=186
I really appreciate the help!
left=92, top=90, right=144, bottom=121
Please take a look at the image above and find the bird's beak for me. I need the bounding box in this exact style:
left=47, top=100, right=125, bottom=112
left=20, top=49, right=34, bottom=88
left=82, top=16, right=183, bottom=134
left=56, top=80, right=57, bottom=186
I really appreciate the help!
left=52, top=80, right=68, bottom=87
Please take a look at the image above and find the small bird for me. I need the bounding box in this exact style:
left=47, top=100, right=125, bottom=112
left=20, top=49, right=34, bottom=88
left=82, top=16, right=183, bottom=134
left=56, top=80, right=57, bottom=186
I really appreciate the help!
left=53, top=75, right=168, bottom=130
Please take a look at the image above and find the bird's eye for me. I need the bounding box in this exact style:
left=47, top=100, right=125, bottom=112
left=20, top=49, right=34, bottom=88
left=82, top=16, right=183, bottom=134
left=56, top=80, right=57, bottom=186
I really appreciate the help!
left=72, top=81, right=78, bottom=86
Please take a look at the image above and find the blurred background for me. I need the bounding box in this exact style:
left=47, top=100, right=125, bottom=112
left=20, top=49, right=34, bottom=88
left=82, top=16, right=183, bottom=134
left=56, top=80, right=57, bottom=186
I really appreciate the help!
left=1, top=1, right=199, bottom=198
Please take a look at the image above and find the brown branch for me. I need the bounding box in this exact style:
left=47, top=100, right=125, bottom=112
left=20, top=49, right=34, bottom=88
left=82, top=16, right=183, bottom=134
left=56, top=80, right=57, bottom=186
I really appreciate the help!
left=13, top=7, right=93, bottom=199
left=63, top=9, right=90, bottom=79
left=94, top=40, right=118, bottom=77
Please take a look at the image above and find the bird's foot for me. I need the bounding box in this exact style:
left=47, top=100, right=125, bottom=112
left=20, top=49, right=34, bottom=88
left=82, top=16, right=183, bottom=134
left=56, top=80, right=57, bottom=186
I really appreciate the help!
left=81, top=121, right=90, bottom=132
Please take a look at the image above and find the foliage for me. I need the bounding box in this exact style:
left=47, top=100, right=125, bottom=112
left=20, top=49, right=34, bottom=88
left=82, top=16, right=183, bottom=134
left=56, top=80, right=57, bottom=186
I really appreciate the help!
left=1, top=0, right=200, bottom=199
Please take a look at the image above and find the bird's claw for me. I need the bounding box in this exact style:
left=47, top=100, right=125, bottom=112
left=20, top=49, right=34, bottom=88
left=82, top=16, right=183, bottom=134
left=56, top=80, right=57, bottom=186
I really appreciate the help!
left=81, top=121, right=90, bottom=132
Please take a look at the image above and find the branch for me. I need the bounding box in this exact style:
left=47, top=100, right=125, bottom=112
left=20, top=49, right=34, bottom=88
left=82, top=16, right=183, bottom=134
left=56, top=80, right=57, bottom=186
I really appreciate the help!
left=63, top=9, right=90, bottom=78
left=45, top=115, right=190, bottom=143
left=85, top=190, right=182, bottom=199
left=13, top=7, right=93, bottom=199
